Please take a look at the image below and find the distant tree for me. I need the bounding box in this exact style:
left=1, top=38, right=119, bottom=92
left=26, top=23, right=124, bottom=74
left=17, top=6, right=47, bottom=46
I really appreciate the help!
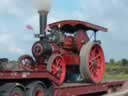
left=109, top=59, right=115, bottom=64
left=116, top=60, right=122, bottom=65
left=9, top=60, right=17, bottom=64
left=121, top=58, right=128, bottom=66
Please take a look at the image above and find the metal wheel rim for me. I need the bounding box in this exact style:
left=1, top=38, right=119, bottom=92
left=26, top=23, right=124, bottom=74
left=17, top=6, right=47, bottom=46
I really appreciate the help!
left=11, top=93, right=22, bottom=96
left=35, top=89, right=44, bottom=96
left=10, top=87, right=24, bottom=96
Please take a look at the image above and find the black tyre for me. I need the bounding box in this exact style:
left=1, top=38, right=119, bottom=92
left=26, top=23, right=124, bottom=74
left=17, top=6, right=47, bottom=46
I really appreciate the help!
left=0, top=83, right=25, bottom=96
left=26, top=82, right=46, bottom=96
left=9, top=87, right=25, bottom=96
left=47, top=85, right=54, bottom=96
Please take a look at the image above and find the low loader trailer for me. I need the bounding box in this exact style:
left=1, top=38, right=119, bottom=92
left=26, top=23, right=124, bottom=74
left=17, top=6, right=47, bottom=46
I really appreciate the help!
left=0, top=70, right=127, bottom=96
left=0, top=19, right=127, bottom=96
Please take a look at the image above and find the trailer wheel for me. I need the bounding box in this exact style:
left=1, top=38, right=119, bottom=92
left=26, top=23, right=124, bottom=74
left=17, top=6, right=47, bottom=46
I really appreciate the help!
left=47, top=54, right=66, bottom=85
left=26, top=82, right=46, bottom=96
left=80, top=42, right=105, bottom=83
left=0, top=83, right=25, bottom=96
left=18, top=55, right=34, bottom=70
left=10, top=87, right=25, bottom=96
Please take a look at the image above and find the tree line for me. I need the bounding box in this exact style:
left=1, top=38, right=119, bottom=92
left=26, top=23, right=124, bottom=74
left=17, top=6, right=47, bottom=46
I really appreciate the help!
left=108, top=58, right=128, bottom=66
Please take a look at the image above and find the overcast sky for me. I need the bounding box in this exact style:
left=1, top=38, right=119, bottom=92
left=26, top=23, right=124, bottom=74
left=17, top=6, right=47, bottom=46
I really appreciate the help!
left=0, top=0, right=128, bottom=61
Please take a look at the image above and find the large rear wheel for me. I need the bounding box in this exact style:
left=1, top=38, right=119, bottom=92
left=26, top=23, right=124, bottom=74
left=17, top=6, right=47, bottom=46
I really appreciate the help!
left=80, top=42, right=105, bottom=83
left=47, top=54, right=66, bottom=85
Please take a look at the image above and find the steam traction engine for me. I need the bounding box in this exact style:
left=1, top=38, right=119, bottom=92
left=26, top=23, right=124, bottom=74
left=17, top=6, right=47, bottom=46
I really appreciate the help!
left=19, top=20, right=107, bottom=85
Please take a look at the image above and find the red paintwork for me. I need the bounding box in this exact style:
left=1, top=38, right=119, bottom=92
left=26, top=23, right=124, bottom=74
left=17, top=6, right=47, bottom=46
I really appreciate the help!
left=75, top=30, right=89, bottom=52
left=49, top=20, right=108, bottom=32
left=63, top=55, right=80, bottom=65
left=50, top=43, right=60, bottom=53
left=0, top=71, right=61, bottom=85
left=63, top=36, right=74, bottom=49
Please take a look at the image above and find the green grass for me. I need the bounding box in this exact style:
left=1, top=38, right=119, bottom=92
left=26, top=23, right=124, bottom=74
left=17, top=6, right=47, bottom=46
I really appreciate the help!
left=104, top=64, right=128, bottom=81
left=104, top=73, right=128, bottom=81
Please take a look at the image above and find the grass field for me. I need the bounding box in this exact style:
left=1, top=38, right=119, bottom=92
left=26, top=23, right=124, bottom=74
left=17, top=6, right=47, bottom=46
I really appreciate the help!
left=104, top=64, right=128, bottom=81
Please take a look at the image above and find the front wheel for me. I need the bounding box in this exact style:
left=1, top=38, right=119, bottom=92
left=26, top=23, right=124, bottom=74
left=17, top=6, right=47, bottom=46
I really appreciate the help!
left=47, top=54, right=66, bottom=85
left=80, top=42, right=105, bottom=83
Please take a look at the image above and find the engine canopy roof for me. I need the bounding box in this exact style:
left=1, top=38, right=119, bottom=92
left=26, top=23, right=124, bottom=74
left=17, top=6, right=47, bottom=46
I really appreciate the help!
left=49, top=20, right=108, bottom=33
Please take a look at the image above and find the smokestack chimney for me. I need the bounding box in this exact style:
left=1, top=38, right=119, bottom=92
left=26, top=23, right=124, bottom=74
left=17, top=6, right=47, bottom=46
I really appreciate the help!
left=33, top=0, right=53, bottom=41
left=39, top=11, right=48, bottom=40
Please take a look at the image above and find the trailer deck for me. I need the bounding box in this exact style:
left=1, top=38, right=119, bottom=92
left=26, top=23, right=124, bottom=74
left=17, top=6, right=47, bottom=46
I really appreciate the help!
left=0, top=70, right=127, bottom=96
left=54, top=81, right=125, bottom=96
left=0, top=70, right=61, bottom=85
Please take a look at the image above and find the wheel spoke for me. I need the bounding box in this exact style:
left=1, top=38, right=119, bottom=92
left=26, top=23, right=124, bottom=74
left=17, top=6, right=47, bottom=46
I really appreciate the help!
left=56, top=71, right=61, bottom=79
left=94, top=54, right=101, bottom=60
left=52, top=64, right=57, bottom=71
left=96, top=58, right=101, bottom=69
left=89, top=63, right=93, bottom=71
left=56, top=59, right=61, bottom=66
left=52, top=64, right=59, bottom=74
